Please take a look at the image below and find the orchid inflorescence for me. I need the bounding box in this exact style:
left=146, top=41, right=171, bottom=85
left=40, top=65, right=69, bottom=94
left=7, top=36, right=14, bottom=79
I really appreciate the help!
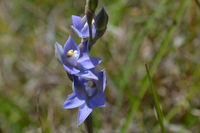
left=54, top=0, right=108, bottom=125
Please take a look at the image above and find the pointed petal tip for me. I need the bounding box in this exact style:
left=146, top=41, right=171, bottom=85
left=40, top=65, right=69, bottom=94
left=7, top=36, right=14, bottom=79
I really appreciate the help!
left=93, top=75, right=98, bottom=80
left=77, top=70, right=99, bottom=80
left=62, top=104, right=69, bottom=109
left=54, top=41, right=62, bottom=48
left=77, top=104, right=93, bottom=125
left=64, top=36, right=79, bottom=52
left=62, top=93, right=85, bottom=109
left=71, top=25, right=84, bottom=38
left=77, top=120, right=82, bottom=126
left=68, top=36, right=72, bottom=41
left=54, top=41, right=64, bottom=63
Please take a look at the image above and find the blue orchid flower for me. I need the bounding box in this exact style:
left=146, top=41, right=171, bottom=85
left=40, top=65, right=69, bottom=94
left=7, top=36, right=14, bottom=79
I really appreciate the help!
left=63, top=70, right=106, bottom=125
left=71, top=15, right=96, bottom=38
left=55, top=36, right=101, bottom=79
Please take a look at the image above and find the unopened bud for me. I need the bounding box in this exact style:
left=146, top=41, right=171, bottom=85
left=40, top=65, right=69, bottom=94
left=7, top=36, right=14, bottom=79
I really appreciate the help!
left=89, top=8, right=109, bottom=49
left=95, top=8, right=108, bottom=31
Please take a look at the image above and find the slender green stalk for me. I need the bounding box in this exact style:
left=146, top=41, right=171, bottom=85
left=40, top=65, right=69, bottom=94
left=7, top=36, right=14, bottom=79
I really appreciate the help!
left=145, top=64, right=166, bottom=133
left=84, top=114, right=93, bottom=133
left=153, top=84, right=200, bottom=132
left=89, top=24, right=93, bottom=41
left=84, top=0, right=98, bottom=132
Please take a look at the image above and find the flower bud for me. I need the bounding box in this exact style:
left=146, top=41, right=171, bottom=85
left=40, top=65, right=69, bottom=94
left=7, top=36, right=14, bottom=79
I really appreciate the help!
left=89, top=8, right=109, bottom=50
left=95, top=8, right=108, bottom=31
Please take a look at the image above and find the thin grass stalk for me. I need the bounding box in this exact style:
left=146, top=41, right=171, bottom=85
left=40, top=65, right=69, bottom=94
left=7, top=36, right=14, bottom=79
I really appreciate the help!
left=145, top=64, right=166, bottom=133
left=153, top=64, right=200, bottom=132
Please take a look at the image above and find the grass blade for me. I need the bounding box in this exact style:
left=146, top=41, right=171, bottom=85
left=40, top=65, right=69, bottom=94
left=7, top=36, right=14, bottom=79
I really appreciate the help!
left=145, top=64, right=166, bottom=133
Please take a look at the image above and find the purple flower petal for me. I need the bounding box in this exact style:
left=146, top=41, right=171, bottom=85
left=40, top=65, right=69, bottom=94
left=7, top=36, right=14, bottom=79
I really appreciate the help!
left=78, top=56, right=102, bottom=69
left=81, top=23, right=90, bottom=38
left=63, top=93, right=85, bottom=109
left=63, top=36, right=80, bottom=56
left=101, top=70, right=106, bottom=91
left=72, top=15, right=84, bottom=31
left=54, top=42, right=64, bottom=63
left=73, top=76, right=87, bottom=100
left=95, top=70, right=106, bottom=91
left=76, top=70, right=98, bottom=80
left=71, top=26, right=84, bottom=38
left=88, top=91, right=106, bottom=108
left=91, top=57, right=102, bottom=67
left=79, top=39, right=89, bottom=56
left=63, top=64, right=80, bottom=75
left=77, top=104, right=93, bottom=125
left=64, top=55, right=79, bottom=66
left=71, top=15, right=96, bottom=38
left=78, top=40, right=102, bottom=69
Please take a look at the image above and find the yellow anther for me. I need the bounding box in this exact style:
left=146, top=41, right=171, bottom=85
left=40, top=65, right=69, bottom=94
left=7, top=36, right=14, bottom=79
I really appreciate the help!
left=88, top=81, right=95, bottom=88
left=67, top=49, right=74, bottom=56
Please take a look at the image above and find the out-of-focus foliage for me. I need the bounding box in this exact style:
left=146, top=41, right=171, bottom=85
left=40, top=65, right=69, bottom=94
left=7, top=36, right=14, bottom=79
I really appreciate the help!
left=0, top=0, right=200, bottom=133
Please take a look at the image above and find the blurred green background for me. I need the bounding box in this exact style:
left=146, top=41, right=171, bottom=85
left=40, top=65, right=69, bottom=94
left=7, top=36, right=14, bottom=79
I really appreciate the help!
left=0, top=0, right=200, bottom=133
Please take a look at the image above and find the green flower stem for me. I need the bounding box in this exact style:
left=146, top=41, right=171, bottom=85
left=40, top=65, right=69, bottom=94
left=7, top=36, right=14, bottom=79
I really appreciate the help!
left=84, top=113, right=93, bottom=133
